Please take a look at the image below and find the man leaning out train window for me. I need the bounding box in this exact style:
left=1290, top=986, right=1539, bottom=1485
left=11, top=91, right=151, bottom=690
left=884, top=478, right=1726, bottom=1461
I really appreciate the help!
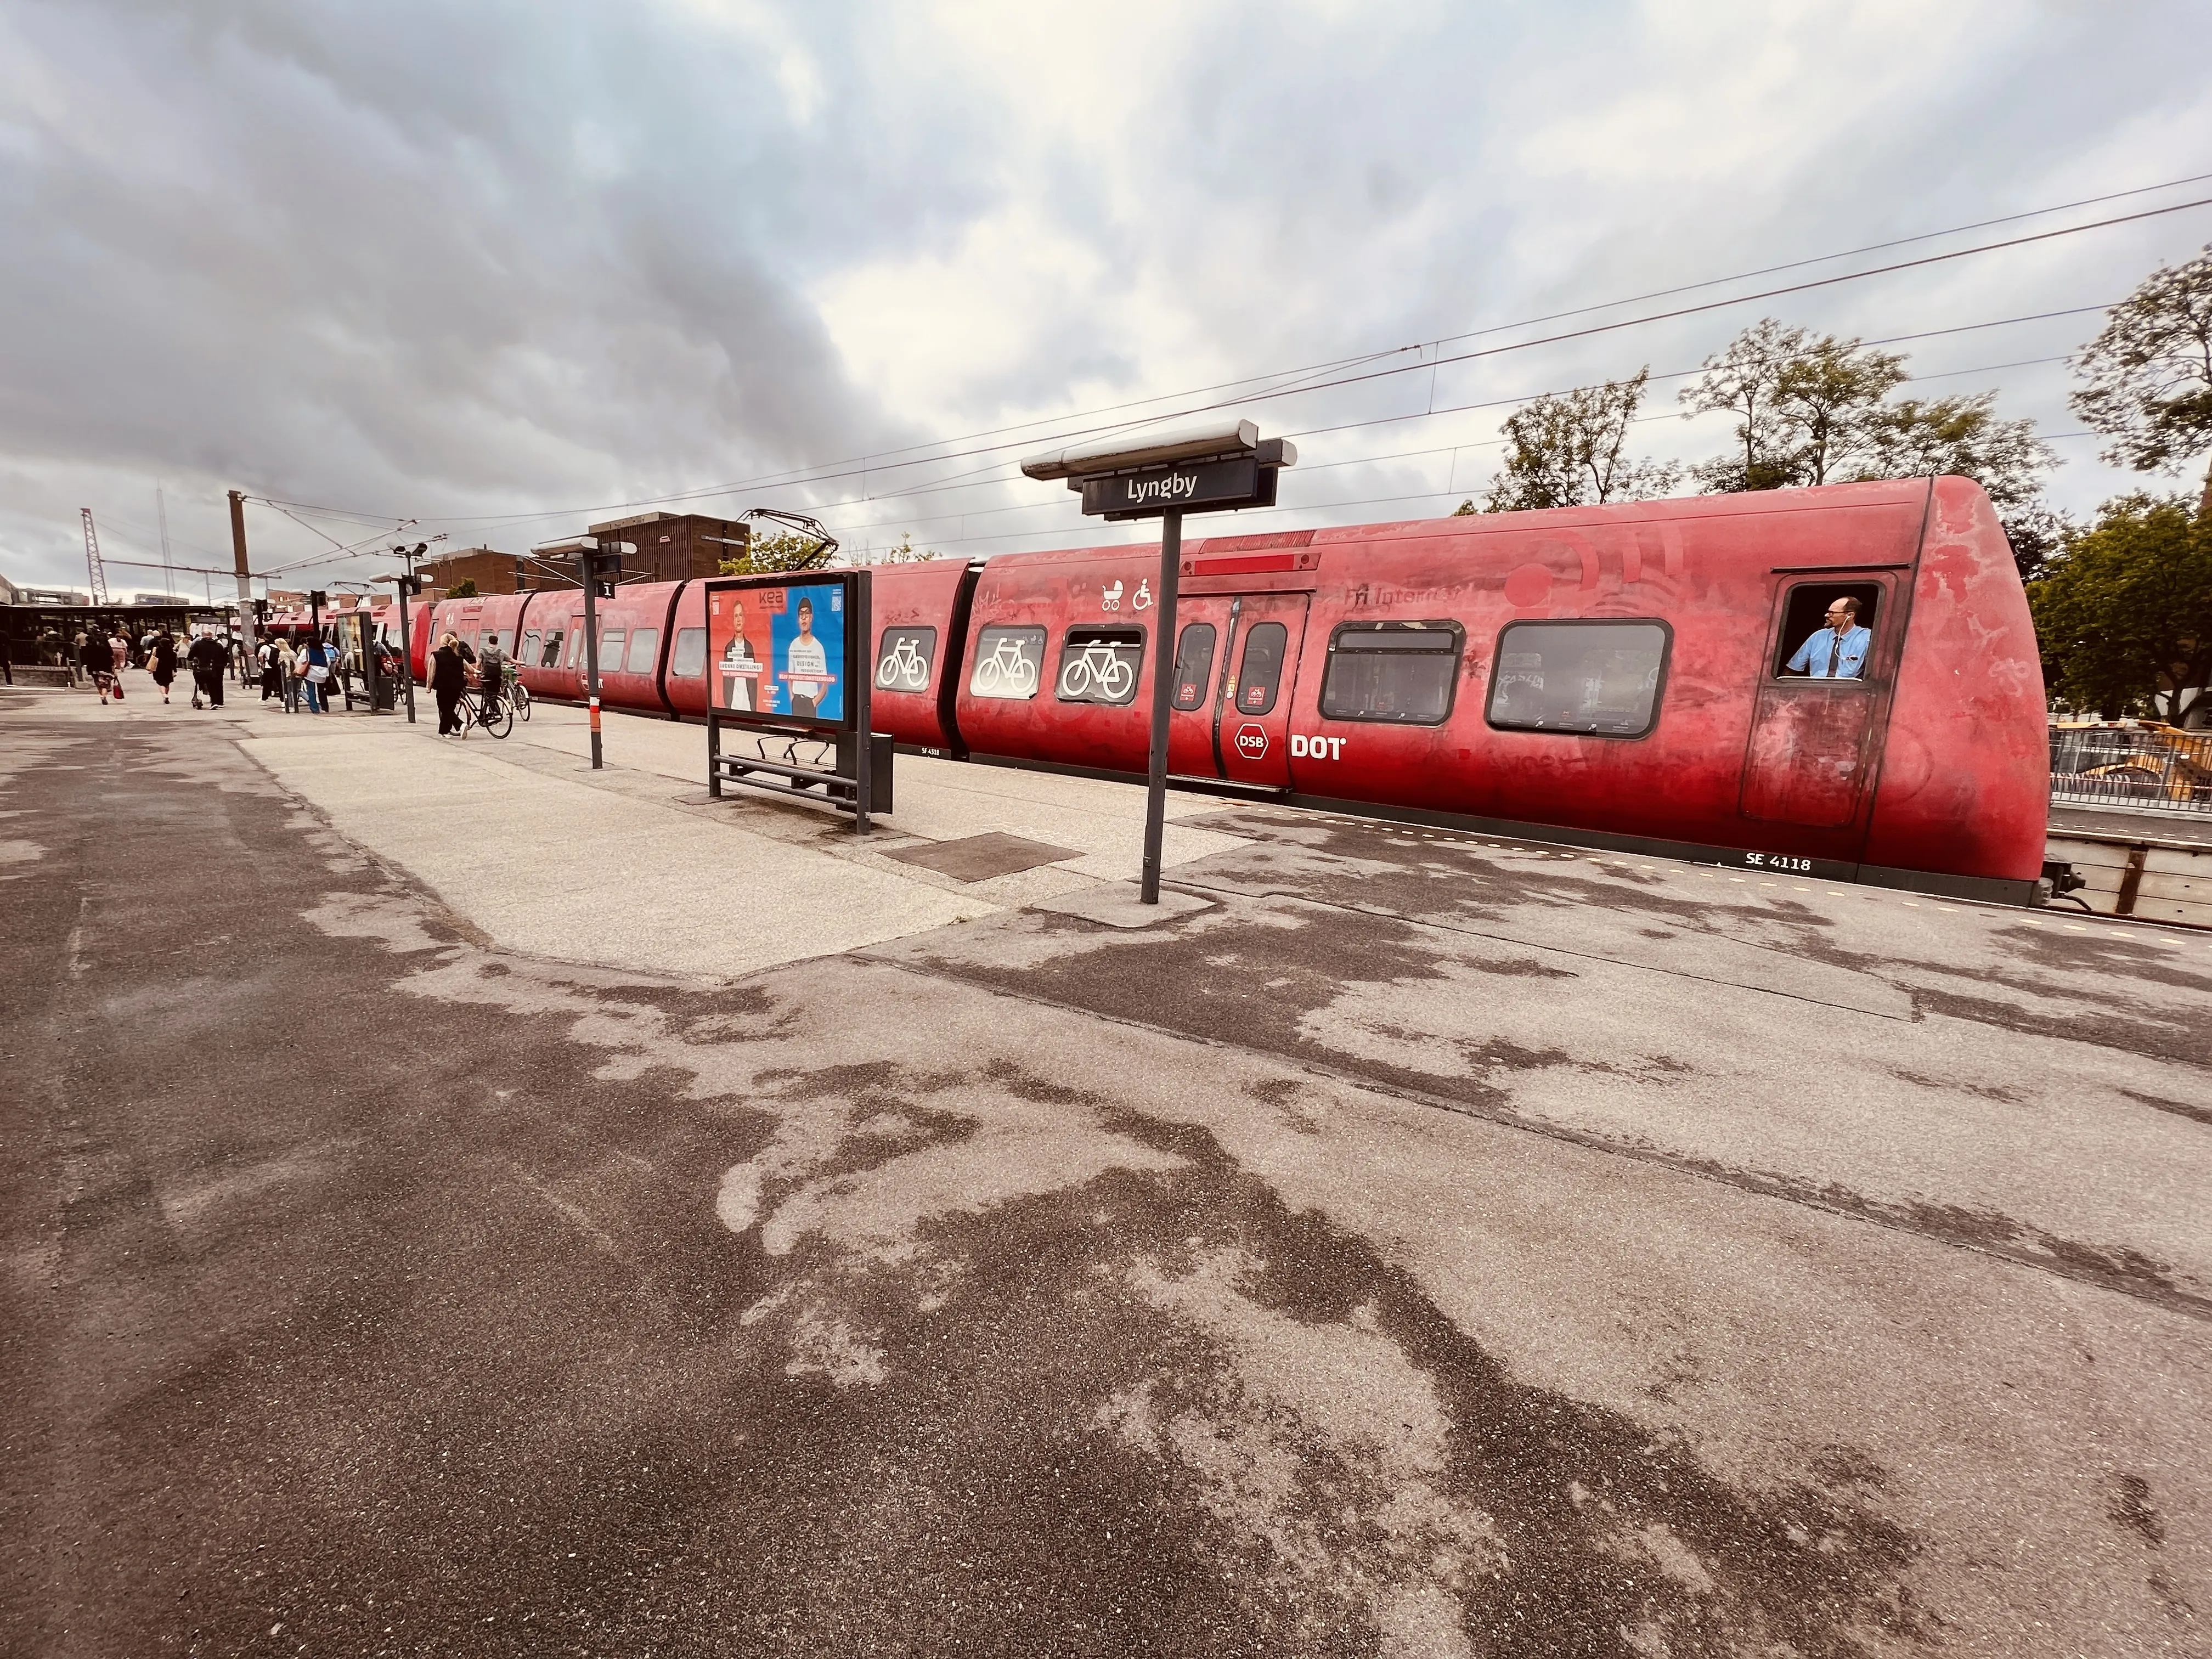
left=1785, top=596, right=1870, bottom=679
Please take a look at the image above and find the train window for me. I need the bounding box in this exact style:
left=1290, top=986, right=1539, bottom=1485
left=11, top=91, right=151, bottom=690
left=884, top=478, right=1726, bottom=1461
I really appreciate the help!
left=1232, top=622, right=1289, bottom=716
left=670, top=628, right=707, bottom=679
left=876, top=627, right=938, bottom=693
left=1773, top=583, right=1882, bottom=680
left=1321, top=623, right=1464, bottom=725
left=599, top=630, right=625, bottom=670
left=565, top=624, right=586, bottom=667
left=969, top=625, right=1047, bottom=699
left=1056, top=627, right=1144, bottom=706
left=625, top=628, right=659, bottom=674
left=520, top=630, right=539, bottom=666
left=1171, top=624, right=1217, bottom=711
left=539, top=630, right=563, bottom=668
left=1486, top=619, right=1669, bottom=737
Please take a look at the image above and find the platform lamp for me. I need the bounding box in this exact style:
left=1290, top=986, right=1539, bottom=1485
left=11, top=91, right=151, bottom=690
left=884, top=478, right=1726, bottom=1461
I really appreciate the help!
left=373, top=543, right=428, bottom=724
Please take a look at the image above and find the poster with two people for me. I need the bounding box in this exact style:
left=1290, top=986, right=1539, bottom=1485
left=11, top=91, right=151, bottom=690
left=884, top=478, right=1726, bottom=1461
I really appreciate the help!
left=706, top=578, right=847, bottom=724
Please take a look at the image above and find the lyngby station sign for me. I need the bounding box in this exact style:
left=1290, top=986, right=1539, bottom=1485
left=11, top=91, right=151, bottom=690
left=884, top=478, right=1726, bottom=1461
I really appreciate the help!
left=1081, top=454, right=1281, bottom=521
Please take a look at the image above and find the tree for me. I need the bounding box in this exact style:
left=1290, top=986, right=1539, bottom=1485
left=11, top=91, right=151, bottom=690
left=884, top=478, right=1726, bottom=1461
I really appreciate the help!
left=1680, top=319, right=1911, bottom=491
left=1482, top=368, right=1681, bottom=512
left=1681, top=317, right=2060, bottom=570
left=1677, top=318, right=1812, bottom=492
left=2070, top=243, right=2212, bottom=521
left=2029, top=493, right=2212, bottom=721
left=718, top=529, right=830, bottom=576
left=1853, top=392, right=2058, bottom=579
left=447, top=578, right=478, bottom=597
left=1773, top=335, right=1906, bottom=484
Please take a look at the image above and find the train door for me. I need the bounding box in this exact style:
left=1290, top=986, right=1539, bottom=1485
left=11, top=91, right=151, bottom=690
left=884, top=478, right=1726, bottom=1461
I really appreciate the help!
left=1165, top=594, right=1309, bottom=787
left=1738, top=572, right=1902, bottom=830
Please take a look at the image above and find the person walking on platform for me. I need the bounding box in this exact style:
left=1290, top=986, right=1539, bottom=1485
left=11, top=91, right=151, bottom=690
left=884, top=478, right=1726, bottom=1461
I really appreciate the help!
left=431, top=633, right=469, bottom=736
left=108, top=631, right=133, bottom=700
left=186, top=630, right=227, bottom=709
left=299, top=635, right=332, bottom=713
left=84, top=632, right=116, bottom=703
left=258, top=637, right=281, bottom=702
left=275, top=636, right=301, bottom=712
left=149, top=633, right=178, bottom=705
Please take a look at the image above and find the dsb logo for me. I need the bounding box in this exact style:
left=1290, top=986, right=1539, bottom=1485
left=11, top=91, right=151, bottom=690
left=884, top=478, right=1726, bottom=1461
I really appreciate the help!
left=1233, top=724, right=1268, bottom=758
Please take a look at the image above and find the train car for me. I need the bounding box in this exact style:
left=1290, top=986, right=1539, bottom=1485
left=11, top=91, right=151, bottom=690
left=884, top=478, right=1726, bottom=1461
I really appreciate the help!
left=860, top=559, right=979, bottom=752
left=405, top=476, right=2042, bottom=901
left=510, top=581, right=682, bottom=714
left=937, top=476, right=2045, bottom=902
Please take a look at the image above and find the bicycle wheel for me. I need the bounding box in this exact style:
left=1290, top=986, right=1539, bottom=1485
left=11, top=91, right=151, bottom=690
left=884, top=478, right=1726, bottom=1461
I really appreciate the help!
left=514, top=682, right=532, bottom=721
left=1099, top=658, right=1133, bottom=701
left=479, top=698, right=513, bottom=740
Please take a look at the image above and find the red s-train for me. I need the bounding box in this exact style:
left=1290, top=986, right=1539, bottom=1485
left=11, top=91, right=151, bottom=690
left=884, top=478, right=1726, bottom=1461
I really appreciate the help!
left=292, top=476, right=2050, bottom=904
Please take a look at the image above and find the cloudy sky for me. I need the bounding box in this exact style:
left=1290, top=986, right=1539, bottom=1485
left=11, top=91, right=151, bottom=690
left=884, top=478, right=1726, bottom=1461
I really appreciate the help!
left=4, top=0, right=2210, bottom=597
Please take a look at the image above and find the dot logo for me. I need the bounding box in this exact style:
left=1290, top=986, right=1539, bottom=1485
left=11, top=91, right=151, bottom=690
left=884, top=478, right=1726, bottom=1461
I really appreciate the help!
left=1234, top=724, right=1268, bottom=759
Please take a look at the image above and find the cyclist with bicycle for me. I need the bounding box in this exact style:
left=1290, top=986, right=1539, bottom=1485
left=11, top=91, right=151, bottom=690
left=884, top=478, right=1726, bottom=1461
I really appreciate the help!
left=475, top=631, right=507, bottom=724
left=431, top=632, right=471, bottom=736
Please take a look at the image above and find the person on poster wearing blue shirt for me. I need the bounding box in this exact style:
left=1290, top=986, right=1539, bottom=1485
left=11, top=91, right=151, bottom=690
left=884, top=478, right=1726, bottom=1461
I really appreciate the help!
left=785, top=596, right=830, bottom=716
left=1785, top=596, right=1871, bottom=679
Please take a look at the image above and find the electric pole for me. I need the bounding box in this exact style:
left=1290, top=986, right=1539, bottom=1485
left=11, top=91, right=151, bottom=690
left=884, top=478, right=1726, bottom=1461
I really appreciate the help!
left=81, top=509, right=111, bottom=607
left=228, top=490, right=258, bottom=665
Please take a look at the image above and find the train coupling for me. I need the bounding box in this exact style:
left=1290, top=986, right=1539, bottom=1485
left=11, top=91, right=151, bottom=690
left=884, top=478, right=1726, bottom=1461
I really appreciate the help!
left=2035, top=859, right=2087, bottom=906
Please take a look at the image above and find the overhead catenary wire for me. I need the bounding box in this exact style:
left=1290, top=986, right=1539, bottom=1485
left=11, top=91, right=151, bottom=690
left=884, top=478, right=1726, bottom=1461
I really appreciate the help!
left=241, top=170, right=2212, bottom=540
left=220, top=182, right=2212, bottom=578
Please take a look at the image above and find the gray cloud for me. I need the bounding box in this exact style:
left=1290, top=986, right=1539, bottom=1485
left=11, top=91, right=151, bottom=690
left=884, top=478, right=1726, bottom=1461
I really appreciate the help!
left=3, top=0, right=2210, bottom=589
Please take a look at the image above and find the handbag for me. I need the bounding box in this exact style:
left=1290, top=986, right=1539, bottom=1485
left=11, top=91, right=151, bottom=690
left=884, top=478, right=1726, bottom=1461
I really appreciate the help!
left=307, top=664, right=330, bottom=683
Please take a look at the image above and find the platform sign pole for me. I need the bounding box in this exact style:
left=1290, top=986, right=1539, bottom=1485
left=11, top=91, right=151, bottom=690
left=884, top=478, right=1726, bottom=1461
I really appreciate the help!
left=399, top=550, right=419, bottom=725
left=1139, top=510, right=1183, bottom=904
left=580, top=548, right=603, bottom=770
left=853, top=571, right=872, bottom=836
left=1021, top=417, right=1295, bottom=907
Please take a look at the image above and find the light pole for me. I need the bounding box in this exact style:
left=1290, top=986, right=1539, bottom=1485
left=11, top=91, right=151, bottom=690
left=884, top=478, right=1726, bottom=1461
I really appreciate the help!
left=375, top=542, right=426, bottom=724
left=535, top=537, right=629, bottom=769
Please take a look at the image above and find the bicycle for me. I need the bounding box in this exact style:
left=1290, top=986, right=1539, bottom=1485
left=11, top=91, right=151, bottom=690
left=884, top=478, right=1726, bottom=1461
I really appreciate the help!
left=877, top=637, right=930, bottom=691
left=508, top=669, right=531, bottom=722
left=1057, top=643, right=1134, bottom=702
left=460, top=679, right=514, bottom=740
left=971, top=636, right=1038, bottom=697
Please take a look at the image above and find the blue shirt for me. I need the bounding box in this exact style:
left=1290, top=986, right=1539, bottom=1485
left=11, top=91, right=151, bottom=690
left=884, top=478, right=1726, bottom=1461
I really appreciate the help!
left=1786, top=623, right=1870, bottom=679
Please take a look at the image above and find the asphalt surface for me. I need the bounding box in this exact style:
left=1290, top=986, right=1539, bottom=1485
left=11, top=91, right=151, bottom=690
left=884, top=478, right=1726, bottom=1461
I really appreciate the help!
left=3, top=691, right=2208, bottom=1657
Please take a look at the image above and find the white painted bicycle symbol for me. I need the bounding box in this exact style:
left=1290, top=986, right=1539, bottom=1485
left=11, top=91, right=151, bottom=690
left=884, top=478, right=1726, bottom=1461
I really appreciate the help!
left=1058, top=642, right=1135, bottom=702
left=877, top=636, right=930, bottom=690
left=971, top=635, right=1039, bottom=696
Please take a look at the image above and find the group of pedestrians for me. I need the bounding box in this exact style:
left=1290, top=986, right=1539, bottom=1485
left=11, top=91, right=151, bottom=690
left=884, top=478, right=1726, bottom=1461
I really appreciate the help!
left=69, top=625, right=343, bottom=713
left=250, top=633, right=336, bottom=712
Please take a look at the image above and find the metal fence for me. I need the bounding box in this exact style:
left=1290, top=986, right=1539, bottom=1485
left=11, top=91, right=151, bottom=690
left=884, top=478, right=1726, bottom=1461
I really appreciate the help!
left=2049, top=726, right=2212, bottom=814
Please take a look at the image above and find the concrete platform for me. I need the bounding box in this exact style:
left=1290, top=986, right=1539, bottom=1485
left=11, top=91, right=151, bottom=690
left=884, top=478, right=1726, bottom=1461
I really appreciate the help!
left=4, top=675, right=2208, bottom=1657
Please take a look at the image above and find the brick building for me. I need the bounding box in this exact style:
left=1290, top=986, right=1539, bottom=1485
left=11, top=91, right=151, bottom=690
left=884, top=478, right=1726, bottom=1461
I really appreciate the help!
left=421, top=547, right=529, bottom=595
left=582, top=513, right=748, bottom=583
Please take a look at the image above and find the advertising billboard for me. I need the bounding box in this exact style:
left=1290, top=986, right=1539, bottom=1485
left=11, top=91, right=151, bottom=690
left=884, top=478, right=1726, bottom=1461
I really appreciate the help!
left=703, top=574, right=857, bottom=730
